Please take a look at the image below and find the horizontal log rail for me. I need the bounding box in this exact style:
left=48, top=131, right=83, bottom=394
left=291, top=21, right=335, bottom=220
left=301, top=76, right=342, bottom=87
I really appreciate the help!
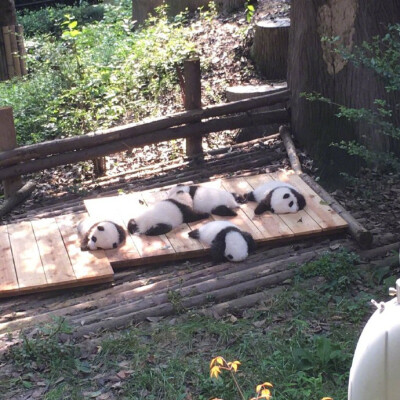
left=0, top=88, right=289, bottom=168
left=0, top=108, right=289, bottom=180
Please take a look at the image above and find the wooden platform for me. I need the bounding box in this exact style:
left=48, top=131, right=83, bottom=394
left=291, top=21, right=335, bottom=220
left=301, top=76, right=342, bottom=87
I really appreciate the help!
left=0, top=171, right=348, bottom=298
left=84, top=171, right=348, bottom=268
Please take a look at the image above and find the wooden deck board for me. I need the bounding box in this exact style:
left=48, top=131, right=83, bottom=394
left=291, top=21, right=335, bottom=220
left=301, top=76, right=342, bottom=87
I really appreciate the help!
left=0, top=172, right=349, bottom=298
left=0, top=225, right=18, bottom=291
left=7, top=221, right=46, bottom=289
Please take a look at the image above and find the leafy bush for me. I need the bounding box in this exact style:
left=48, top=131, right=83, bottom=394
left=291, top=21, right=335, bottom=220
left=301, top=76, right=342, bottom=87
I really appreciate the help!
left=18, top=3, right=105, bottom=37
left=1, top=3, right=196, bottom=144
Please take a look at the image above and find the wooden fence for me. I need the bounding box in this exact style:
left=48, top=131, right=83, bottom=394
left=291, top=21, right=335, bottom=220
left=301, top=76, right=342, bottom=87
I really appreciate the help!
left=0, top=55, right=290, bottom=202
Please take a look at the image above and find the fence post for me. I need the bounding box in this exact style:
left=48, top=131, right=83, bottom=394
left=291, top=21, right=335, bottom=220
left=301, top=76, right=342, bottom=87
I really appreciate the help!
left=0, top=107, right=22, bottom=198
left=184, top=58, right=203, bottom=157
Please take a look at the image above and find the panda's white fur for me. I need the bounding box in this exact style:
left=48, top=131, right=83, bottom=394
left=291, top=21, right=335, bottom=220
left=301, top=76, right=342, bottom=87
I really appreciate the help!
left=188, top=220, right=256, bottom=263
left=247, top=180, right=306, bottom=215
left=127, top=192, right=209, bottom=236
left=250, top=181, right=297, bottom=203
left=168, top=184, right=240, bottom=216
left=78, top=219, right=126, bottom=250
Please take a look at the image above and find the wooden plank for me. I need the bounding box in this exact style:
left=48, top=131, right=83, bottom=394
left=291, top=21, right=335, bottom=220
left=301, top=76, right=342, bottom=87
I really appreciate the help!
left=0, top=225, right=18, bottom=291
left=116, top=193, right=175, bottom=259
left=141, top=190, right=205, bottom=254
left=220, top=178, right=264, bottom=240
left=83, top=196, right=142, bottom=263
left=7, top=221, right=47, bottom=288
left=242, top=175, right=294, bottom=239
left=245, top=173, right=322, bottom=236
left=31, top=218, right=76, bottom=284
left=274, top=171, right=348, bottom=231
left=55, top=214, right=113, bottom=281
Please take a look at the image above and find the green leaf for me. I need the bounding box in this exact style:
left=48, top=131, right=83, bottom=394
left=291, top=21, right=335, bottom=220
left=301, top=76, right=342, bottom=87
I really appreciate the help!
left=68, top=21, right=78, bottom=29
left=70, top=30, right=81, bottom=37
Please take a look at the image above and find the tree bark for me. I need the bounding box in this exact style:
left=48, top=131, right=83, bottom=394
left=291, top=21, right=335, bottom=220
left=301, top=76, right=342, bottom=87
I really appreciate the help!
left=0, top=0, right=16, bottom=27
left=288, top=0, right=400, bottom=179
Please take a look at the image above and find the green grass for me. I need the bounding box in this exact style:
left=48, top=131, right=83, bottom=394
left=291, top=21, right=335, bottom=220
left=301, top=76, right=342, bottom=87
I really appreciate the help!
left=1, top=249, right=391, bottom=400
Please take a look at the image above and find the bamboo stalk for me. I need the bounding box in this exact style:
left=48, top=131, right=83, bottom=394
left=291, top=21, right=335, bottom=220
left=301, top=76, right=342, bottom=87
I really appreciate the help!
left=8, top=25, right=21, bottom=77
left=15, top=25, right=27, bottom=76
left=0, top=109, right=289, bottom=180
left=2, top=26, right=14, bottom=78
left=0, top=89, right=290, bottom=167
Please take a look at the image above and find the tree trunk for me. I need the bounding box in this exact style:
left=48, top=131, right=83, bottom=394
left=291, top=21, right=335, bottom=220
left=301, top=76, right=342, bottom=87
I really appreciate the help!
left=0, top=0, right=16, bottom=26
left=288, top=0, right=400, bottom=179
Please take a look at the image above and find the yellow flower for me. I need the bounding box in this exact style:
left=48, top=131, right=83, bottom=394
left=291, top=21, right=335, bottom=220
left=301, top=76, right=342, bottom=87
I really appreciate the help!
left=227, top=360, right=241, bottom=372
left=210, top=365, right=221, bottom=379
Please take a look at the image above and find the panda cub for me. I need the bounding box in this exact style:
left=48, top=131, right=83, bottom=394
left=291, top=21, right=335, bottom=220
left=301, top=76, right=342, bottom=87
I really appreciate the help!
left=127, top=192, right=209, bottom=236
left=188, top=220, right=256, bottom=263
left=78, top=219, right=126, bottom=250
left=245, top=180, right=306, bottom=215
left=168, top=184, right=244, bottom=217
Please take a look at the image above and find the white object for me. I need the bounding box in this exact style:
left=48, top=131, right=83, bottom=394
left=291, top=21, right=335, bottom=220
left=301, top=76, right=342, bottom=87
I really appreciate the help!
left=348, top=278, right=400, bottom=400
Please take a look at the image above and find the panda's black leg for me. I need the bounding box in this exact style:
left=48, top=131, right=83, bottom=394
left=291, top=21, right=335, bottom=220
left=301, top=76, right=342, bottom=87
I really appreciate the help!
left=145, top=224, right=173, bottom=236
left=211, top=206, right=237, bottom=217
left=254, top=202, right=270, bottom=215
left=184, top=211, right=210, bottom=223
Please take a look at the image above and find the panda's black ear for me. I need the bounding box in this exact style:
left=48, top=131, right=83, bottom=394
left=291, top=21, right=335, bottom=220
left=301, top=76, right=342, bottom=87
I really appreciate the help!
left=127, top=219, right=138, bottom=234
left=210, top=238, right=226, bottom=264
left=114, top=223, right=126, bottom=244
left=242, top=232, right=256, bottom=254
left=291, top=188, right=306, bottom=210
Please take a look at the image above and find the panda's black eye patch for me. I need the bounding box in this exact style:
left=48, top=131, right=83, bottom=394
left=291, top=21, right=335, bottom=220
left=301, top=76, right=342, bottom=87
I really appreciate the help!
left=97, top=226, right=105, bottom=231
left=91, top=236, right=97, bottom=242
left=177, top=190, right=184, bottom=194
left=283, top=193, right=290, bottom=199
left=227, top=254, right=233, bottom=260
left=289, top=201, right=294, bottom=208
left=113, top=242, right=118, bottom=248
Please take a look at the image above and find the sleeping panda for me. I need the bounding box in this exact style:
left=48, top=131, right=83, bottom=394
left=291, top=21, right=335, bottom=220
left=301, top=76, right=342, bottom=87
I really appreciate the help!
left=127, top=192, right=209, bottom=236
left=188, top=220, right=256, bottom=263
left=245, top=180, right=306, bottom=215
left=168, top=184, right=244, bottom=217
left=78, top=219, right=126, bottom=251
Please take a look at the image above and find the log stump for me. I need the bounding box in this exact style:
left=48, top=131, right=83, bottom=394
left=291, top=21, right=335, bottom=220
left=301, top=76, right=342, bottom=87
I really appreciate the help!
left=225, top=84, right=288, bottom=143
left=250, top=18, right=290, bottom=80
